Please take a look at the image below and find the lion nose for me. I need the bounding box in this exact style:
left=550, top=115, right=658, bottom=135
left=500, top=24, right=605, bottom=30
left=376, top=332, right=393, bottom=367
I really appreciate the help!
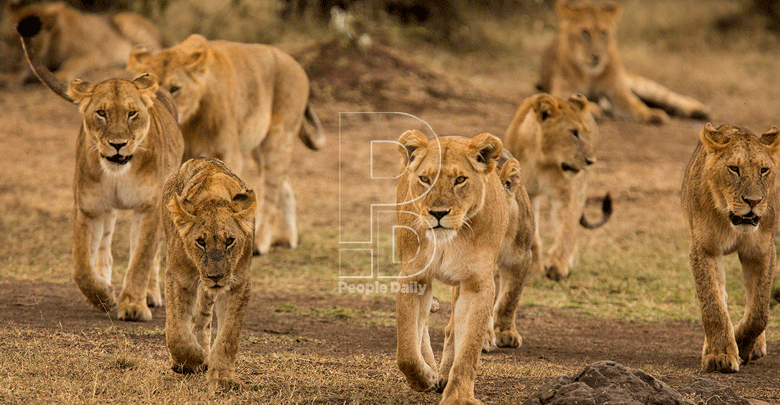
left=429, top=210, right=450, bottom=221
left=207, top=273, right=224, bottom=282
left=109, top=141, right=127, bottom=152
left=586, top=157, right=595, bottom=166
left=743, top=196, right=763, bottom=208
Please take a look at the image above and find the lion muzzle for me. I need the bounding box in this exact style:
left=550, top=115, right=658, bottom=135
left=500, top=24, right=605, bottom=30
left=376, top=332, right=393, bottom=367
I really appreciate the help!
left=729, top=212, right=760, bottom=227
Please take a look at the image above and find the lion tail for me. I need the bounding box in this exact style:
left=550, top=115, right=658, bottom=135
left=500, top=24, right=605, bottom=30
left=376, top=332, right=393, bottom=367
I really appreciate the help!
left=299, top=104, right=326, bottom=151
left=579, top=193, right=612, bottom=230
left=625, top=72, right=710, bottom=120
left=16, top=15, right=74, bottom=103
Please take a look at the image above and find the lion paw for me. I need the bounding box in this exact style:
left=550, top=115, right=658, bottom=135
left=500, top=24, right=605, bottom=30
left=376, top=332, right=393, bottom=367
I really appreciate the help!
left=643, top=108, right=669, bottom=126
left=208, top=376, right=242, bottom=393
left=702, top=352, right=739, bottom=373
left=495, top=329, right=522, bottom=348
left=172, top=362, right=207, bottom=374
left=481, top=336, right=497, bottom=353
left=146, top=288, right=163, bottom=308
left=117, top=300, right=152, bottom=322
left=544, top=265, right=567, bottom=282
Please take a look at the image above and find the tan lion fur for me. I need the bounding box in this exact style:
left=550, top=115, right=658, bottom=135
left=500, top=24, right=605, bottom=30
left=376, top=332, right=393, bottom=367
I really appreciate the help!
left=538, top=0, right=710, bottom=124
left=162, top=157, right=256, bottom=392
left=1, top=1, right=164, bottom=85
left=504, top=93, right=607, bottom=281
left=128, top=34, right=326, bottom=255
left=395, top=130, right=531, bottom=404
left=681, top=123, right=780, bottom=373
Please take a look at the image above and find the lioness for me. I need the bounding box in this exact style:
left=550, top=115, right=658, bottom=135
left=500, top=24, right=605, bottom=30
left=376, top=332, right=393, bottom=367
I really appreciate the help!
left=17, top=15, right=184, bottom=321
left=681, top=123, right=780, bottom=373
left=504, top=93, right=611, bottom=281
left=538, top=0, right=710, bottom=124
left=127, top=34, right=326, bottom=255
left=1, top=1, right=164, bottom=85
left=395, top=130, right=531, bottom=404
left=162, top=157, right=256, bottom=392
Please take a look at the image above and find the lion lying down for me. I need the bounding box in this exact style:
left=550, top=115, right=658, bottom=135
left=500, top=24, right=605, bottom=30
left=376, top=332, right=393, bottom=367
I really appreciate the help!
left=162, top=157, right=257, bottom=392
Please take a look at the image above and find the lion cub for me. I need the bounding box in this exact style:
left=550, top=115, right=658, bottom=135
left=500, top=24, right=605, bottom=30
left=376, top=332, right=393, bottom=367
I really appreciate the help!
left=504, top=93, right=610, bottom=281
left=395, top=130, right=531, bottom=404
left=18, top=16, right=183, bottom=321
left=538, top=0, right=710, bottom=124
left=162, top=157, right=257, bottom=392
left=682, top=123, right=780, bottom=373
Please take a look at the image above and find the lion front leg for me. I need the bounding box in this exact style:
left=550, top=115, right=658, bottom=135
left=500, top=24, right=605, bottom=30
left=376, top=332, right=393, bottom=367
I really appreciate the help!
left=72, top=207, right=116, bottom=312
left=690, top=246, right=739, bottom=373
left=117, top=209, right=160, bottom=321
left=165, top=272, right=208, bottom=374
left=545, top=183, right=584, bottom=281
left=493, top=254, right=531, bottom=349
left=440, top=275, right=493, bottom=405
left=207, top=281, right=251, bottom=393
left=734, top=246, right=774, bottom=364
left=396, top=276, right=438, bottom=393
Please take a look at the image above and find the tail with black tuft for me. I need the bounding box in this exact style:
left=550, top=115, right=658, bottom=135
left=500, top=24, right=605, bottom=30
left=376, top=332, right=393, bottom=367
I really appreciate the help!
left=579, top=193, right=612, bottom=229
left=17, top=15, right=75, bottom=103
left=298, top=104, right=326, bottom=150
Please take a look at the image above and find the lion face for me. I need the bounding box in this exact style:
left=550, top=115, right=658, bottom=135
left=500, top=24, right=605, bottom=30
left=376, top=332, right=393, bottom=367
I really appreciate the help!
left=398, top=131, right=503, bottom=244
left=533, top=93, right=597, bottom=177
left=169, top=187, right=256, bottom=289
left=700, top=124, right=780, bottom=232
left=67, top=74, right=158, bottom=173
left=127, top=34, right=210, bottom=124
left=557, top=1, right=620, bottom=76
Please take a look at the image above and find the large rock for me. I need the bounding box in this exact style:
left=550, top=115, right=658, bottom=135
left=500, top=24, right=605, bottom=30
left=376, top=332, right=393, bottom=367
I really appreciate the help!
left=522, top=361, right=752, bottom=405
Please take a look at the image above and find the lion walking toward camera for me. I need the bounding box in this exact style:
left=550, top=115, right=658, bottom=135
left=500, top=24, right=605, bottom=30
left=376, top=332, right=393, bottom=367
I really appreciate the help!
left=162, top=157, right=256, bottom=392
left=395, top=130, right=533, bottom=404
left=504, top=93, right=611, bottom=281
left=538, top=0, right=710, bottom=124
left=682, top=123, right=780, bottom=373
left=17, top=17, right=183, bottom=321
left=128, top=34, right=326, bottom=255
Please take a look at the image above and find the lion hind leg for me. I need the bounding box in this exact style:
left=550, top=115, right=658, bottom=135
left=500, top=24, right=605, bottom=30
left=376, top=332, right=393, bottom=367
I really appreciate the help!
left=493, top=253, right=531, bottom=348
left=72, top=208, right=116, bottom=312
left=117, top=210, right=159, bottom=321
left=146, top=240, right=163, bottom=307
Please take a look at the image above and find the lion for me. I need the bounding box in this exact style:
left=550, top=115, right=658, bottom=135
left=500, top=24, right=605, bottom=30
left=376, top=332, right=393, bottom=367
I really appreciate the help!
left=504, top=93, right=611, bottom=281
left=162, top=157, right=256, bottom=392
left=395, top=130, right=533, bottom=404
left=127, top=34, right=326, bottom=255
left=17, top=15, right=184, bottom=321
left=681, top=123, right=780, bottom=373
left=1, top=1, right=165, bottom=86
left=538, top=0, right=710, bottom=125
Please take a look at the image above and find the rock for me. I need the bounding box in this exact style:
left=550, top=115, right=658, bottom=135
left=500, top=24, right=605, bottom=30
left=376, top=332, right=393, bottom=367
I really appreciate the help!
left=521, top=360, right=751, bottom=405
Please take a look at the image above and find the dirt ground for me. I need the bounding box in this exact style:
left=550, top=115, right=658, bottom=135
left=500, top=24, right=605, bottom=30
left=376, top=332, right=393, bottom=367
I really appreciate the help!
left=2, top=1, right=780, bottom=403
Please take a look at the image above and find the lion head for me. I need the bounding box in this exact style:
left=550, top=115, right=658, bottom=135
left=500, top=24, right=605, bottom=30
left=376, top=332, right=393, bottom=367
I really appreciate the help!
left=397, top=130, right=503, bottom=244
left=168, top=168, right=257, bottom=289
left=700, top=123, right=780, bottom=231
left=127, top=34, right=210, bottom=124
left=556, top=0, right=620, bottom=76
left=66, top=73, right=159, bottom=173
left=532, top=93, right=597, bottom=176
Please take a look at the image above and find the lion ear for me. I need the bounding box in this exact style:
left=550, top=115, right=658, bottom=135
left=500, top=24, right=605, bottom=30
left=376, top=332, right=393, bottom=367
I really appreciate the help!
left=168, top=193, right=197, bottom=230
left=567, top=93, right=589, bottom=111
left=700, top=123, right=729, bottom=152
left=231, top=190, right=257, bottom=236
left=533, top=93, right=558, bottom=122
left=760, top=126, right=780, bottom=157
left=601, top=2, right=621, bottom=21
left=469, top=133, right=503, bottom=173
left=398, top=129, right=429, bottom=167
left=182, top=34, right=209, bottom=72
left=555, top=0, right=578, bottom=20
left=499, top=157, right=522, bottom=195
left=67, top=79, right=93, bottom=108
left=127, top=45, right=151, bottom=72
left=132, top=73, right=159, bottom=107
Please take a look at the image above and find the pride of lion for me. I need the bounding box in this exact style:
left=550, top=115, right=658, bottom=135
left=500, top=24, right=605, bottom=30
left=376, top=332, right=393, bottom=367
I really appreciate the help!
left=8, top=0, right=778, bottom=399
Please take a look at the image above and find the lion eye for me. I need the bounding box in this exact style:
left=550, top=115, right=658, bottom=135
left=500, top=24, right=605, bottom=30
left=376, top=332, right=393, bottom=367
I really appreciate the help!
left=760, top=167, right=770, bottom=176
left=195, top=238, right=206, bottom=250
left=96, top=110, right=107, bottom=118
left=169, top=85, right=180, bottom=95
left=454, top=176, right=467, bottom=185
left=727, top=166, right=740, bottom=176
left=128, top=110, right=137, bottom=120
left=419, top=175, right=431, bottom=185
left=570, top=129, right=580, bottom=139
left=225, top=237, right=235, bottom=249
left=581, top=29, right=591, bottom=41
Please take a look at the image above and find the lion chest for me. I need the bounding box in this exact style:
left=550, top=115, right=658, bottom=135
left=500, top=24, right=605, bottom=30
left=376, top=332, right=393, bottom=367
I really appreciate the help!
left=78, top=170, right=160, bottom=212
